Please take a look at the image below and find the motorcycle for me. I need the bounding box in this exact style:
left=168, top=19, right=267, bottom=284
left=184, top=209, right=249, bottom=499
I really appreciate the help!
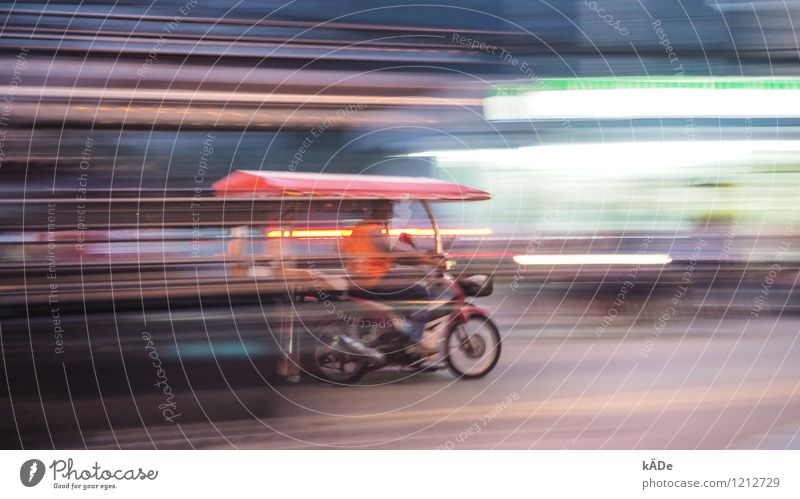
left=307, top=229, right=501, bottom=383
left=304, top=256, right=501, bottom=383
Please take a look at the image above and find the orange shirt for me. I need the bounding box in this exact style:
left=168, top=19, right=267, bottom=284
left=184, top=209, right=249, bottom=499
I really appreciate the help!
left=339, top=221, right=392, bottom=287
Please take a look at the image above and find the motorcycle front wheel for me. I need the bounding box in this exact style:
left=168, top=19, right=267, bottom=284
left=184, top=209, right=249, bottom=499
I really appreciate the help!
left=444, top=315, right=501, bottom=378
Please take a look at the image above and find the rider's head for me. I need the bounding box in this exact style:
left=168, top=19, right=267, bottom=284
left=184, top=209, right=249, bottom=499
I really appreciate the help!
left=368, top=201, right=393, bottom=223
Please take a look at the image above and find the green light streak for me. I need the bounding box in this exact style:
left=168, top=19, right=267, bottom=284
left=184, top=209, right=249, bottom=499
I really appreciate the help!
left=490, top=77, right=800, bottom=96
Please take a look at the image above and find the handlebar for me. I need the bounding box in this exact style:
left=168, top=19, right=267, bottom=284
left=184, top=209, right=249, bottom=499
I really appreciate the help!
left=430, top=254, right=455, bottom=277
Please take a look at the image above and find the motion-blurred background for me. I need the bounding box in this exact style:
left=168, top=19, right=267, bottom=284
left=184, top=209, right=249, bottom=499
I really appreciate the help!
left=2, top=0, right=799, bottom=450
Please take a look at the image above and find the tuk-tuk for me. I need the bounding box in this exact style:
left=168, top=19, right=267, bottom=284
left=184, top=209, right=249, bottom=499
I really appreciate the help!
left=213, top=170, right=500, bottom=383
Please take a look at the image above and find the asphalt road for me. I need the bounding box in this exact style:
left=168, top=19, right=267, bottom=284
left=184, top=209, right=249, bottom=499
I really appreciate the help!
left=5, top=316, right=799, bottom=450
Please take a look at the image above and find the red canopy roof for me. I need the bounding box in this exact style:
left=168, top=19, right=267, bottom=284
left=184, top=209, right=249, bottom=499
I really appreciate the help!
left=212, top=170, right=491, bottom=201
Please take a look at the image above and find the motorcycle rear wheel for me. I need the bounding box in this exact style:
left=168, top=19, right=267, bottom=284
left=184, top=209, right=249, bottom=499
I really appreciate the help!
left=302, top=327, right=367, bottom=384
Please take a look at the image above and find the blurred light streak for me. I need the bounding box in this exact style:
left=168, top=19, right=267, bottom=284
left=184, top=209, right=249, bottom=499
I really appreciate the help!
left=264, top=227, right=492, bottom=238
left=387, top=228, right=493, bottom=236
left=409, top=140, right=800, bottom=173
left=484, top=77, right=800, bottom=120
left=173, top=341, right=267, bottom=359
left=265, top=229, right=350, bottom=239
left=512, top=254, right=673, bottom=265
left=5, top=86, right=480, bottom=108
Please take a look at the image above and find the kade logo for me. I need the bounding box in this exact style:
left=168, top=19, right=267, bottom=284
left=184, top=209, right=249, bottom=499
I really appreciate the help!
left=20, top=459, right=46, bottom=487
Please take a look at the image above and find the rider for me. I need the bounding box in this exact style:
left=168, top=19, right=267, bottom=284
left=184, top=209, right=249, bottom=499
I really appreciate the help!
left=337, top=201, right=440, bottom=359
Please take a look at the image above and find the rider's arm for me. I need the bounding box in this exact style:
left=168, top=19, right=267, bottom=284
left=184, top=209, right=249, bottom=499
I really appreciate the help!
left=368, top=228, right=439, bottom=265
